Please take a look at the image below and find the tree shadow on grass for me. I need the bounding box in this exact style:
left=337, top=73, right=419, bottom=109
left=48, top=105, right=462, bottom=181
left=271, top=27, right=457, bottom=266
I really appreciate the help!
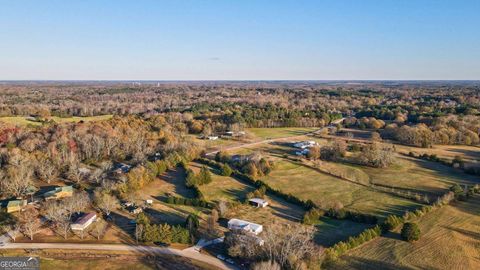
left=158, top=167, right=195, bottom=199
left=442, top=225, right=480, bottom=240
left=144, top=208, right=185, bottom=226
left=328, top=256, right=415, bottom=270
left=222, top=186, right=254, bottom=202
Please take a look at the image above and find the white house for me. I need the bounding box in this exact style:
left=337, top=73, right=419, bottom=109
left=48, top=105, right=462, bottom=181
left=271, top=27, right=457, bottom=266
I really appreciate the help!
left=248, top=198, right=269, bottom=208
left=207, top=136, right=219, bottom=140
left=228, top=218, right=263, bottom=235
left=71, top=213, right=97, bottom=231
left=293, top=141, right=317, bottom=149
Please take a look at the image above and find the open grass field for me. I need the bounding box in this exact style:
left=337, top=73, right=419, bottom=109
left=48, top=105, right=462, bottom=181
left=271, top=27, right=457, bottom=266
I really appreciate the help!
left=396, top=143, right=480, bottom=167
left=354, top=155, right=480, bottom=196
left=189, top=162, right=256, bottom=203
left=246, top=127, right=319, bottom=139
left=260, top=159, right=422, bottom=218
left=328, top=194, right=480, bottom=270
left=0, top=115, right=113, bottom=126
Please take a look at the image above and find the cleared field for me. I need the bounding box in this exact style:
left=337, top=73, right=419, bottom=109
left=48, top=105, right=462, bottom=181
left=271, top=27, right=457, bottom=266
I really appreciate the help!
left=260, top=159, right=421, bottom=218
left=396, top=143, right=480, bottom=167
left=354, top=156, right=480, bottom=196
left=0, top=115, right=113, bottom=126
left=246, top=127, right=319, bottom=139
left=190, top=162, right=256, bottom=202
left=329, top=194, right=480, bottom=270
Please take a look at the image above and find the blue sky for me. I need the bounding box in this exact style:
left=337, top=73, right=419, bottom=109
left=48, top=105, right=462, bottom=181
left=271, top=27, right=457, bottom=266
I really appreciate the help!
left=0, top=0, right=479, bottom=80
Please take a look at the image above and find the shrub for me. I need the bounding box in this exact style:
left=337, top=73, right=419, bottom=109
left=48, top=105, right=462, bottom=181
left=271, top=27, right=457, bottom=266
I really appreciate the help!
left=302, top=208, right=324, bottom=225
left=221, top=164, right=233, bottom=176
left=401, top=222, right=420, bottom=242
left=382, top=215, right=404, bottom=231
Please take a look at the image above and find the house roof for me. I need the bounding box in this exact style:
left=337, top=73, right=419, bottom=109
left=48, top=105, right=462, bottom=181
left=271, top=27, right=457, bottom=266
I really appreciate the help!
left=228, top=218, right=263, bottom=232
left=7, top=200, right=25, bottom=207
left=58, top=186, right=73, bottom=192
left=248, top=198, right=268, bottom=205
left=44, top=185, right=73, bottom=197
left=73, top=212, right=96, bottom=225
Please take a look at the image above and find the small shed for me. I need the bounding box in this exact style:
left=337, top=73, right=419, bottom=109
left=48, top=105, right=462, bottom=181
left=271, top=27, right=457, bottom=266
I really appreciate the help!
left=248, top=198, right=269, bottom=208
left=6, top=199, right=27, bottom=213
left=71, top=212, right=97, bottom=231
left=43, top=186, right=73, bottom=200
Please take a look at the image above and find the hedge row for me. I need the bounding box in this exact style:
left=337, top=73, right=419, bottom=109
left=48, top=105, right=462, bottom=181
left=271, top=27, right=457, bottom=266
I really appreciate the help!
left=166, top=196, right=213, bottom=208
left=407, top=152, right=480, bottom=176
left=325, top=225, right=382, bottom=262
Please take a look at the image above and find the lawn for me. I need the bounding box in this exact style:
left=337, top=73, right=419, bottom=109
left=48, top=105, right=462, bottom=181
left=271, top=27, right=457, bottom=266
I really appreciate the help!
left=0, top=115, right=113, bottom=127
left=189, top=162, right=256, bottom=202
left=260, top=159, right=422, bottom=218
left=328, top=194, right=480, bottom=270
left=246, top=127, right=319, bottom=139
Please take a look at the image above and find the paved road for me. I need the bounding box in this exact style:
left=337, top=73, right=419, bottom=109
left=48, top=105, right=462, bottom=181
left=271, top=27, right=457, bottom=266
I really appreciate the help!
left=1, top=242, right=238, bottom=270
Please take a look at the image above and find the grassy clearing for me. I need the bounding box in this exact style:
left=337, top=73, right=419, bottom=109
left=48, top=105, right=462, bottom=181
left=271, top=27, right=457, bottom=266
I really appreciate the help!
left=0, top=115, right=113, bottom=127
left=329, top=194, right=480, bottom=270
left=246, top=127, right=319, bottom=139
left=260, top=159, right=421, bottom=218
left=396, top=143, right=480, bottom=166
left=190, top=162, right=256, bottom=202
left=355, top=156, right=480, bottom=196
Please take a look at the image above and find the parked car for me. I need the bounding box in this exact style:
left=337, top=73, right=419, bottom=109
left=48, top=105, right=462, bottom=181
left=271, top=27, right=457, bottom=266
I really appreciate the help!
left=216, top=254, right=226, bottom=261
left=226, top=258, right=235, bottom=264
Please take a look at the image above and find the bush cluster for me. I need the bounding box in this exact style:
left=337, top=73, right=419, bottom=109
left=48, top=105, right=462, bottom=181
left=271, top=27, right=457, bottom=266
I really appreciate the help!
left=166, top=196, right=213, bottom=208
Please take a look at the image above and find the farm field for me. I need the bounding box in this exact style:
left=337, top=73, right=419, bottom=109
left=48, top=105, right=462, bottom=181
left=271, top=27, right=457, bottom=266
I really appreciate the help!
left=246, top=127, right=319, bottom=139
left=328, top=194, right=480, bottom=270
left=395, top=143, right=480, bottom=166
left=259, top=159, right=422, bottom=218
left=0, top=115, right=113, bottom=126
left=355, top=156, right=480, bottom=196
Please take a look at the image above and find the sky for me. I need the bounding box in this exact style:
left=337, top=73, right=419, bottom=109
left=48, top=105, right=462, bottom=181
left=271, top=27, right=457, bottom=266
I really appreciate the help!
left=0, top=0, right=479, bottom=80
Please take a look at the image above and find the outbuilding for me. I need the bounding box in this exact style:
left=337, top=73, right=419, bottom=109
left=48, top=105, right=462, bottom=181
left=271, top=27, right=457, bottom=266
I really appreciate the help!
left=228, top=218, right=263, bottom=235
left=248, top=198, right=269, bottom=208
left=71, top=213, right=97, bottom=231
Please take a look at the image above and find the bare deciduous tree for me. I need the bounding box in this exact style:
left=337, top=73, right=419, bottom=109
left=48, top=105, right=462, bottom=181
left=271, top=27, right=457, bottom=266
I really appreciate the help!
left=19, top=208, right=42, bottom=241
left=91, top=219, right=107, bottom=240
left=94, top=190, right=118, bottom=216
